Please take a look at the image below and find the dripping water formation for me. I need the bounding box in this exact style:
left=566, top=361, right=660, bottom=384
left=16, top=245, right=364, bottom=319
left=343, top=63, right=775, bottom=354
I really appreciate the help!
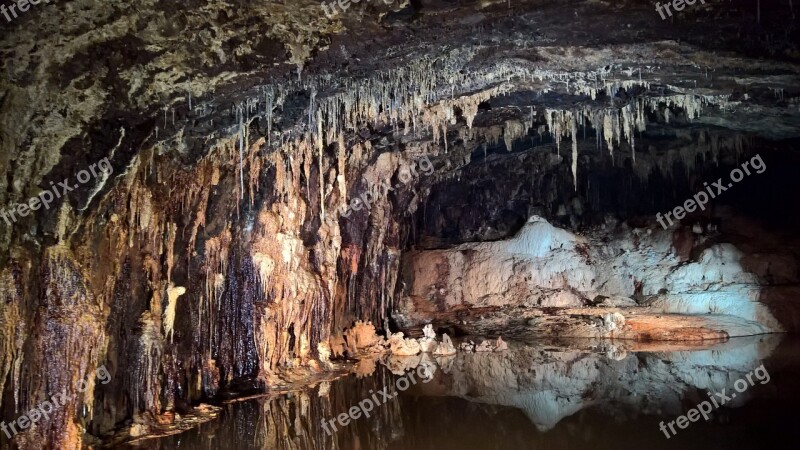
left=1, top=1, right=800, bottom=449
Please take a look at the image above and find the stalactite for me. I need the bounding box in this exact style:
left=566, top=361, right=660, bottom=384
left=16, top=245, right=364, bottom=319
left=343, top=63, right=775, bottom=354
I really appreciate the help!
left=0, top=266, right=23, bottom=411
left=165, top=222, right=177, bottom=285
left=337, top=133, right=347, bottom=201
left=247, top=138, right=266, bottom=204
left=317, top=109, right=325, bottom=220
left=163, top=286, right=186, bottom=343
left=503, top=120, right=526, bottom=152
left=571, top=117, right=578, bottom=191
left=543, top=93, right=710, bottom=162
left=629, top=131, right=751, bottom=180
left=204, top=227, right=232, bottom=315
left=603, top=112, right=615, bottom=158
left=238, top=106, right=245, bottom=201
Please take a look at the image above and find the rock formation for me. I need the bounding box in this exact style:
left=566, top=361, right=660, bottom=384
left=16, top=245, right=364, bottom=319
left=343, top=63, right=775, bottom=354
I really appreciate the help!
left=418, top=324, right=439, bottom=353
left=345, top=321, right=385, bottom=354
left=389, top=332, right=422, bottom=356
left=433, top=334, right=458, bottom=357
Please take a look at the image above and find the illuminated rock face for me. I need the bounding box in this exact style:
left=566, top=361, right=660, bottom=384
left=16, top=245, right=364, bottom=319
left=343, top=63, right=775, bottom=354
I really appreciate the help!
left=399, top=215, right=784, bottom=335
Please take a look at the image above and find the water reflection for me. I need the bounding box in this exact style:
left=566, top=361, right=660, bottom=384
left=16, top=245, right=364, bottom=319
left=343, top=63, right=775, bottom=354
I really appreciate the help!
left=130, top=334, right=800, bottom=450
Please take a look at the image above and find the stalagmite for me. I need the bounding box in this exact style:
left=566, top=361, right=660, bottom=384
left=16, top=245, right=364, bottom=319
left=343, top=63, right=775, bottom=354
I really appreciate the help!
left=433, top=334, right=457, bottom=356
left=417, top=324, right=438, bottom=353
left=389, top=332, right=422, bottom=356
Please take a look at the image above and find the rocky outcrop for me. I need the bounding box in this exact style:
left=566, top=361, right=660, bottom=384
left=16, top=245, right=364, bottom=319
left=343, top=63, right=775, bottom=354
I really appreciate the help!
left=399, top=215, right=788, bottom=336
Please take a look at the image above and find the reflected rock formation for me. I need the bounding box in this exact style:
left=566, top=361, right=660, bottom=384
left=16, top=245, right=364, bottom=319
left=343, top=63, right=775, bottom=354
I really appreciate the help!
left=137, top=335, right=784, bottom=450
left=414, top=335, right=781, bottom=432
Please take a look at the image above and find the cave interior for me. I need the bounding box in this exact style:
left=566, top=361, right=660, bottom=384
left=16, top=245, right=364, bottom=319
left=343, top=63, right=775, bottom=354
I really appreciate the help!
left=1, top=0, right=800, bottom=449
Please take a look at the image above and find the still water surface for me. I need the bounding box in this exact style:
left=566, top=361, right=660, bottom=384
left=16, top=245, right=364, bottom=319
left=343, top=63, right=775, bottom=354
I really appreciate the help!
left=131, top=335, right=799, bottom=450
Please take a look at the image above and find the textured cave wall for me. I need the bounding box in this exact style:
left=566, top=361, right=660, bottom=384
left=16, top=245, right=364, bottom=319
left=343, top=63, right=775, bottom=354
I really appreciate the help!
left=0, top=1, right=416, bottom=445
left=0, top=126, right=431, bottom=447
left=0, top=0, right=799, bottom=448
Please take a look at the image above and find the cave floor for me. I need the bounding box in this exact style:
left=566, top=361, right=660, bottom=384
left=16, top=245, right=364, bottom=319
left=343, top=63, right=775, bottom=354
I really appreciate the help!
left=121, top=334, right=798, bottom=450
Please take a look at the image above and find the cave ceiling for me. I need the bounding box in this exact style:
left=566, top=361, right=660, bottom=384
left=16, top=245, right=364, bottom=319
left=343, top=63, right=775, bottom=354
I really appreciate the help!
left=1, top=1, right=799, bottom=253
